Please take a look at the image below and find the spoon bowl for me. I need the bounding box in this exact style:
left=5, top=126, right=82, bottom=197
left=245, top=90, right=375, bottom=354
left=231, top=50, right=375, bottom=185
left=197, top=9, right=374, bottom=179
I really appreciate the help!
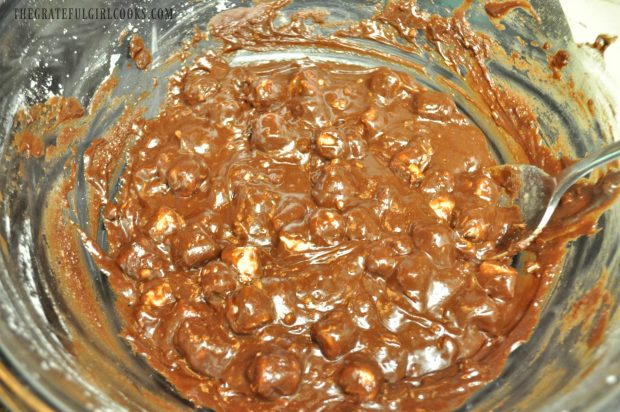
left=493, top=140, right=620, bottom=255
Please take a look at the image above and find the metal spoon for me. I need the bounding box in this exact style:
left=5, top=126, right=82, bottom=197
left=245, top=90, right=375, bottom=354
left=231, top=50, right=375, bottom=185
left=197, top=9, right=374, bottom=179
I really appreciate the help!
left=494, top=140, right=620, bottom=254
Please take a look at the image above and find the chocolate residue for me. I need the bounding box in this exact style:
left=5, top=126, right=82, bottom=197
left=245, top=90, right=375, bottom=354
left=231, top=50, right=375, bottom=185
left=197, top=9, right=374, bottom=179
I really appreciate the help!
left=550, top=49, right=570, bottom=79
left=13, top=130, right=44, bottom=158
left=376, top=0, right=563, bottom=173
left=485, top=0, right=540, bottom=21
left=12, top=96, right=84, bottom=158
left=129, top=35, right=152, bottom=70
left=589, top=34, right=618, bottom=55
left=11, top=0, right=619, bottom=411
left=566, top=270, right=612, bottom=350
left=57, top=96, right=84, bottom=123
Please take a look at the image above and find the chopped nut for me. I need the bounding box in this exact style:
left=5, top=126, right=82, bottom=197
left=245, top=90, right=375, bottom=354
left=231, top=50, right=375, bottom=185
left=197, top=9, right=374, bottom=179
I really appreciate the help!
left=289, top=69, right=323, bottom=97
left=309, top=209, right=345, bottom=246
left=311, top=310, right=358, bottom=360
left=171, top=230, right=220, bottom=268
left=412, top=90, right=457, bottom=120
left=429, top=196, right=455, bottom=221
left=138, top=268, right=156, bottom=280
left=369, top=68, right=403, bottom=101
left=181, top=67, right=220, bottom=105
left=526, top=262, right=541, bottom=273
left=389, top=142, right=433, bottom=184
left=337, top=356, right=383, bottom=401
left=365, top=243, right=399, bottom=278
left=283, top=313, right=296, bottom=325
left=166, top=156, right=207, bottom=197
left=147, top=206, right=185, bottom=241
left=316, top=131, right=345, bottom=159
left=142, top=282, right=174, bottom=307
left=226, top=286, right=274, bottom=334
left=473, top=175, right=497, bottom=202
left=345, top=207, right=382, bottom=241
left=420, top=170, right=455, bottom=194
left=174, top=318, right=237, bottom=376
left=255, top=79, right=273, bottom=99
left=463, top=225, right=483, bottom=242
left=279, top=232, right=312, bottom=252
left=455, top=208, right=491, bottom=243
left=330, top=98, right=348, bottom=111
left=251, top=112, right=293, bottom=153
left=311, top=162, right=359, bottom=210
left=116, top=237, right=166, bottom=280
left=248, top=349, right=302, bottom=399
left=478, top=261, right=518, bottom=300
left=221, top=246, right=261, bottom=283
left=479, top=261, right=515, bottom=277
left=201, top=260, right=237, bottom=297
left=247, top=77, right=285, bottom=109
left=454, top=291, right=500, bottom=334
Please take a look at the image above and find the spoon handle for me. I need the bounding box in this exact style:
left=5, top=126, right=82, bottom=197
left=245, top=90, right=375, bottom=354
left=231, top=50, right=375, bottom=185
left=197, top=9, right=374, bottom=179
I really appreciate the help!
left=555, top=140, right=620, bottom=195
left=534, top=140, right=620, bottom=235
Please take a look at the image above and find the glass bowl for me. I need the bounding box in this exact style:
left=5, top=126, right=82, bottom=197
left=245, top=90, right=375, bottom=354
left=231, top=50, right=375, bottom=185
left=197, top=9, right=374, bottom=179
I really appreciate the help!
left=0, top=0, right=618, bottom=410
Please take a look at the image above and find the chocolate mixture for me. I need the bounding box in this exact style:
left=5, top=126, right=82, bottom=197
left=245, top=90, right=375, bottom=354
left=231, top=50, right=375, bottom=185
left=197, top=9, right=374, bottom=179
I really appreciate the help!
left=100, top=57, right=527, bottom=410
left=13, top=0, right=618, bottom=411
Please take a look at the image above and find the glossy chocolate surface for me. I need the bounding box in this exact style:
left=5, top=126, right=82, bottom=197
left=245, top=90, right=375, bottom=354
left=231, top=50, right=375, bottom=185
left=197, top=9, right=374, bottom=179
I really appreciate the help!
left=97, top=56, right=533, bottom=410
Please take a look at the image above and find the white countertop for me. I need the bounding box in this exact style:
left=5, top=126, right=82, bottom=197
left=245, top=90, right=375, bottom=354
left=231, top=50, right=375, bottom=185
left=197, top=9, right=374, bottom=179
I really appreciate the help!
left=561, top=0, right=620, bottom=91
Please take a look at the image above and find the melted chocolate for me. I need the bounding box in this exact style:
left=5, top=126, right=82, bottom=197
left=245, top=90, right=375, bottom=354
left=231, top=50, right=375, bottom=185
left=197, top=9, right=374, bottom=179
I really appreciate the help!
left=129, top=35, right=152, bottom=70
left=485, top=0, right=538, bottom=20
left=589, top=34, right=618, bottom=55
left=550, top=50, right=570, bottom=79
left=97, top=58, right=526, bottom=410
